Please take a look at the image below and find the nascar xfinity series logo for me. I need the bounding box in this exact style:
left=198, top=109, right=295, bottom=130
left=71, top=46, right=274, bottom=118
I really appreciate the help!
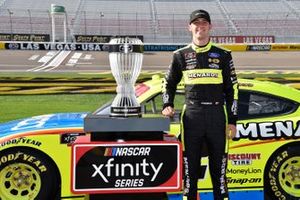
left=72, top=143, right=181, bottom=193
left=91, top=147, right=162, bottom=185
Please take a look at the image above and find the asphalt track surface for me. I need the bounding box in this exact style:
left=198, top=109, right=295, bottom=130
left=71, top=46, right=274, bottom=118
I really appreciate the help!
left=0, top=50, right=299, bottom=72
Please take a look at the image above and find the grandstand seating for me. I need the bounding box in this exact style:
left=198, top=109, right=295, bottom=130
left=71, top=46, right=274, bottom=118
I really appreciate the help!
left=73, top=0, right=153, bottom=37
left=221, top=0, right=299, bottom=35
left=0, top=0, right=299, bottom=43
left=153, top=0, right=233, bottom=41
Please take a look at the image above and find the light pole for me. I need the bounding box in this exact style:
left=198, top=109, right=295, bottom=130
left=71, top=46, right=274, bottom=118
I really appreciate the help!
left=28, top=9, right=33, bottom=34
left=84, top=11, right=87, bottom=35
left=99, top=12, right=104, bottom=35
left=7, top=9, right=13, bottom=35
left=50, top=4, right=66, bottom=42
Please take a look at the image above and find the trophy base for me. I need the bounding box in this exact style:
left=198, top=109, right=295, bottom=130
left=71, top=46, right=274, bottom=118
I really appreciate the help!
left=110, top=106, right=141, bottom=117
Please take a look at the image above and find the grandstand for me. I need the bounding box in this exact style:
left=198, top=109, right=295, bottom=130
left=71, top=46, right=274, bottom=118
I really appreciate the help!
left=0, top=0, right=299, bottom=43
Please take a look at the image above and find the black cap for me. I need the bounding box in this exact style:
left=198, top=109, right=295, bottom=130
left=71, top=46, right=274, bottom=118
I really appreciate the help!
left=189, top=9, right=211, bottom=24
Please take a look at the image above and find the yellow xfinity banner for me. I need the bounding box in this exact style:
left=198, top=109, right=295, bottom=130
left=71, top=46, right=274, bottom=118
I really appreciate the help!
left=0, top=42, right=5, bottom=49
left=271, top=44, right=300, bottom=51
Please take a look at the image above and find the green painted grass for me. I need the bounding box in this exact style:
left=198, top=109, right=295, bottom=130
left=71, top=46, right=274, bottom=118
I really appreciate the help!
left=0, top=71, right=157, bottom=80
left=0, top=94, right=114, bottom=123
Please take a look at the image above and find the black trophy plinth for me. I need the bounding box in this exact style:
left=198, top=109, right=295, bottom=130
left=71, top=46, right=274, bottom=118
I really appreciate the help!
left=84, top=113, right=169, bottom=141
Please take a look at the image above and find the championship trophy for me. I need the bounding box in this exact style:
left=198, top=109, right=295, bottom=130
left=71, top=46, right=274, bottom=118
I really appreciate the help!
left=108, top=37, right=143, bottom=117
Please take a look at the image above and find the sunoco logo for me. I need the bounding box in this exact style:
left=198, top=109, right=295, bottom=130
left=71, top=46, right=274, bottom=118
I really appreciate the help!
left=73, top=143, right=180, bottom=193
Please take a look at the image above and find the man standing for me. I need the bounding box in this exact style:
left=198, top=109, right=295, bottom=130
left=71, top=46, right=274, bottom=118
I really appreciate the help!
left=162, top=10, right=238, bottom=200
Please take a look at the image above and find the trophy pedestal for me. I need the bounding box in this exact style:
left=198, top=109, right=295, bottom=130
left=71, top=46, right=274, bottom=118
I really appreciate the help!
left=82, top=114, right=175, bottom=200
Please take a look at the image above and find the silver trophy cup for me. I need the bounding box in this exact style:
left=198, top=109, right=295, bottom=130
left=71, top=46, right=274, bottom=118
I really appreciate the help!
left=108, top=37, right=144, bottom=117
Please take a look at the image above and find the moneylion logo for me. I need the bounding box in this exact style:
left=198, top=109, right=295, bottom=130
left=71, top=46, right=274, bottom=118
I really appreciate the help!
left=91, top=157, right=163, bottom=182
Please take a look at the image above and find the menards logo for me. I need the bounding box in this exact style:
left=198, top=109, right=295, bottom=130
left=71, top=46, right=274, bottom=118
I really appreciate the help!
left=234, top=120, right=300, bottom=140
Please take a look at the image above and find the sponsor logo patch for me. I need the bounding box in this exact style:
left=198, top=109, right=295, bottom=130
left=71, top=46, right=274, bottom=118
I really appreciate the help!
left=208, top=58, right=220, bottom=64
left=208, top=63, right=219, bottom=69
left=208, top=52, right=220, bottom=58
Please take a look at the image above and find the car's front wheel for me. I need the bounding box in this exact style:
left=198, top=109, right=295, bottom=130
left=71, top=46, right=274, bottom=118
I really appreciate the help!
left=0, top=147, right=60, bottom=200
left=264, top=143, right=300, bottom=200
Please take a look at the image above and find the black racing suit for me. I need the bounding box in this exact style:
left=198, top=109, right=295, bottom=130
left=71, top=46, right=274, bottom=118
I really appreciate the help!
left=162, top=41, right=238, bottom=200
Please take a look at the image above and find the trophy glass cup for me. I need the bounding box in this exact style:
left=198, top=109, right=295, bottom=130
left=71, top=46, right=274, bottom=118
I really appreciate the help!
left=108, top=37, right=144, bottom=117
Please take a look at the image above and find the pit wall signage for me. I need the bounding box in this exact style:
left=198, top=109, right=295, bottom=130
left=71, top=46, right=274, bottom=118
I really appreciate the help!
left=74, top=35, right=144, bottom=43
left=71, top=142, right=182, bottom=194
left=0, top=33, right=50, bottom=42
left=2, top=42, right=300, bottom=52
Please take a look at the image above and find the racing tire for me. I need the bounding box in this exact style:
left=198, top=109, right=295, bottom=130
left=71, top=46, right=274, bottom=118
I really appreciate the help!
left=0, top=147, right=60, bottom=200
left=264, top=144, right=300, bottom=200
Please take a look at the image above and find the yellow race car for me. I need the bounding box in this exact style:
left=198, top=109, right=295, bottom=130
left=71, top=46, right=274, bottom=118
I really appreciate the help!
left=0, top=76, right=299, bottom=200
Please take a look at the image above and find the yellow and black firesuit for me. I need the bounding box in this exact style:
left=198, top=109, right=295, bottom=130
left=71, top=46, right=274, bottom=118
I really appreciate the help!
left=162, top=41, right=238, bottom=200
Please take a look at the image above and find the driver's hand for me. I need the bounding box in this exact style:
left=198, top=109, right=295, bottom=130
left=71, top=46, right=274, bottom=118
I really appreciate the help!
left=227, top=124, right=237, bottom=139
left=162, top=106, right=175, bottom=117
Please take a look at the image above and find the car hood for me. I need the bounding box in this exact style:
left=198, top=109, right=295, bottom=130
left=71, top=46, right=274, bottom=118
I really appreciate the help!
left=0, top=112, right=87, bottom=137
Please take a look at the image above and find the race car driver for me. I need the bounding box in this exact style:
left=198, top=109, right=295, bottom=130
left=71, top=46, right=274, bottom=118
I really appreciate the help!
left=162, top=9, right=238, bottom=200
